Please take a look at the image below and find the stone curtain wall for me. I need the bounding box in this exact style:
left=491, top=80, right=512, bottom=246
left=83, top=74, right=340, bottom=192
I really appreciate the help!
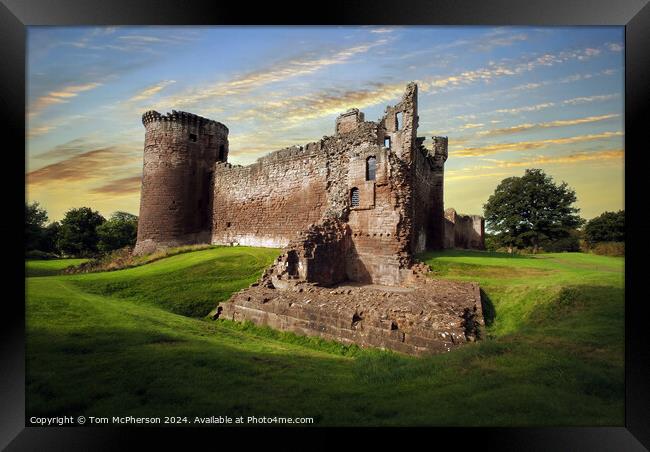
left=211, top=144, right=330, bottom=248
left=212, top=85, right=422, bottom=285
left=443, top=208, right=486, bottom=250
left=134, top=110, right=228, bottom=255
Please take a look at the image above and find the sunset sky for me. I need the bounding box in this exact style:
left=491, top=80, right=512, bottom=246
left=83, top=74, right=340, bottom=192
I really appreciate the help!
left=26, top=26, right=624, bottom=223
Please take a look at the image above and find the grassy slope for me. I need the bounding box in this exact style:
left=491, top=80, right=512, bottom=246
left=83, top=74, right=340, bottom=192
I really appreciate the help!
left=26, top=249, right=624, bottom=426
left=26, top=258, right=89, bottom=277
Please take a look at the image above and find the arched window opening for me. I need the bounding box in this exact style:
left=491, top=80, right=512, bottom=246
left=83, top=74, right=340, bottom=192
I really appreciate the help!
left=366, top=156, right=376, bottom=181
left=350, top=187, right=360, bottom=207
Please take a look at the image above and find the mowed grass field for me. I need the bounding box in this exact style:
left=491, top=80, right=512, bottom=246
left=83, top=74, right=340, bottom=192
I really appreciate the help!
left=25, top=247, right=624, bottom=426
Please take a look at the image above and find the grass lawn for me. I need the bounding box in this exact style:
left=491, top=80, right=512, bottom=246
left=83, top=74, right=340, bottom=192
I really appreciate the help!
left=26, top=258, right=89, bottom=277
left=26, top=248, right=624, bottom=426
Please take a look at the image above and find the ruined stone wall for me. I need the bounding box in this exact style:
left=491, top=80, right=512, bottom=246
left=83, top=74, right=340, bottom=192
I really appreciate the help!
left=411, top=136, right=447, bottom=253
left=443, top=208, right=485, bottom=250
left=211, top=140, right=339, bottom=249
left=134, top=110, right=228, bottom=255
left=212, top=88, right=418, bottom=286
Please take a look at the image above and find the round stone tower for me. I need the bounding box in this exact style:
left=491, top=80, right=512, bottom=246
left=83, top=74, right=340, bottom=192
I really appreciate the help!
left=133, top=110, right=229, bottom=255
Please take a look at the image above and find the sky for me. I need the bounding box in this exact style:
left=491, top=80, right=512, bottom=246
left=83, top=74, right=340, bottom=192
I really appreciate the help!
left=26, top=26, right=624, bottom=222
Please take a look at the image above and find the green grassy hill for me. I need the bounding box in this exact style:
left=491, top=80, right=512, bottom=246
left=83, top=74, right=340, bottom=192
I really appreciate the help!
left=25, top=248, right=624, bottom=426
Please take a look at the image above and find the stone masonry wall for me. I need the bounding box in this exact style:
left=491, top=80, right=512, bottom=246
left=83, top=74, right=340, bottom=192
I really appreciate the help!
left=134, top=110, right=228, bottom=255
left=212, top=85, right=422, bottom=285
left=211, top=144, right=330, bottom=248
left=444, top=208, right=486, bottom=250
left=411, top=136, right=447, bottom=253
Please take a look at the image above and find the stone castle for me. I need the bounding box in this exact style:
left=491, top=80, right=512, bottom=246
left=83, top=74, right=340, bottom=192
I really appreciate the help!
left=134, top=83, right=486, bottom=355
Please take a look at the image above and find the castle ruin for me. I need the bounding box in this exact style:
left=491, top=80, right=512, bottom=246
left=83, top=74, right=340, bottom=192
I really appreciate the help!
left=134, top=83, right=486, bottom=355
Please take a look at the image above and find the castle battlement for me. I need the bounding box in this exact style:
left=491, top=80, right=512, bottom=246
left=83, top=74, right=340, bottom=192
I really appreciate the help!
left=142, top=109, right=229, bottom=133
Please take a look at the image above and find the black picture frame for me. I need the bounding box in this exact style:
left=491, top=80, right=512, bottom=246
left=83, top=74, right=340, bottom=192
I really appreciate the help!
left=3, top=0, right=649, bottom=449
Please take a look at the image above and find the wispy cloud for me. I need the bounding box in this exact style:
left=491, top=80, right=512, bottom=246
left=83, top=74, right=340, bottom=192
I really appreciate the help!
left=29, top=82, right=102, bottom=118
left=473, top=29, right=527, bottom=51
left=606, top=42, right=623, bottom=52
left=128, top=80, right=176, bottom=102
left=494, top=102, right=556, bottom=114
left=90, top=175, right=142, bottom=196
left=446, top=171, right=509, bottom=181
left=495, top=149, right=624, bottom=167
left=562, top=93, right=619, bottom=105
left=153, top=39, right=389, bottom=110
left=370, top=27, right=396, bottom=34
left=460, top=123, right=485, bottom=130
left=456, top=131, right=624, bottom=157
left=477, top=113, right=620, bottom=137
left=27, top=146, right=140, bottom=185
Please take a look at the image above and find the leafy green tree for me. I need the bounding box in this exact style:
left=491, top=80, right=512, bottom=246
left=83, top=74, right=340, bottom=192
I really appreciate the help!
left=584, top=210, right=625, bottom=245
left=40, top=221, right=62, bottom=254
left=97, top=211, right=138, bottom=253
left=483, top=169, right=584, bottom=253
left=25, top=202, right=49, bottom=251
left=57, top=207, right=106, bottom=257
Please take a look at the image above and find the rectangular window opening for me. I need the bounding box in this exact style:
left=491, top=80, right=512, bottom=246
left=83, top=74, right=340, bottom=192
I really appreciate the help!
left=396, top=112, right=403, bottom=131
left=189, top=133, right=198, bottom=142
left=384, top=137, right=391, bottom=149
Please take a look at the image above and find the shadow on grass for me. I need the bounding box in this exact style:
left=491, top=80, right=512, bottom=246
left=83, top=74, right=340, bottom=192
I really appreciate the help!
left=480, top=288, right=496, bottom=327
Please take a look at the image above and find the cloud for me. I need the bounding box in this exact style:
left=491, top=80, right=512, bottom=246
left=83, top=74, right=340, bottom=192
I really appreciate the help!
left=455, top=131, right=624, bottom=157
left=27, top=125, right=56, bottom=139
left=473, top=30, right=527, bottom=51
left=460, top=123, right=484, bottom=130
left=562, top=93, right=619, bottom=105
left=128, top=80, right=176, bottom=102
left=606, top=42, right=623, bottom=52
left=490, top=149, right=624, bottom=168
left=31, top=138, right=91, bottom=161
left=227, top=44, right=608, bottom=132
left=446, top=171, right=509, bottom=181
left=29, top=82, right=102, bottom=118
left=153, top=39, right=389, bottom=110
left=478, top=114, right=620, bottom=137
left=494, top=102, right=556, bottom=114
left=27, top=146, right=140, bottom=186
left=90, top=175, right=142, bottom=196
left=230, top=82, right=407, bottom=127
left=370, top=27, right=396, bottom=34
left=446, top=149, right=623, bottom=181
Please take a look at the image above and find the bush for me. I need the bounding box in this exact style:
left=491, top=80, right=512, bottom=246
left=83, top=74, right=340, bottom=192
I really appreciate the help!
left=591, top=242, right=625, bottom=257
left=584, top=211, right=624, bottom=245
left=484, top=234, right=498, bottom=252
left=540, top=231, right=581, bottom=253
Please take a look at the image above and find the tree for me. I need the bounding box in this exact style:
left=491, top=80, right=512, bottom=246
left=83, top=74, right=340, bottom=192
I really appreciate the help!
left=57, top=207, right=106, bottom=257
left=584, top=210, right=625, bottom=245
left=41, top=221, right=62, bottom=254
left=25, top=202, right=48, bottom=251
left=483, top=169, right=584, bottom=253
left=97, top=211, right=138, bottom=253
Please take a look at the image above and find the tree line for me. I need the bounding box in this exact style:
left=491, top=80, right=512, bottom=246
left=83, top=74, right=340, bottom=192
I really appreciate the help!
left=483, top=169, right=624, bottom=255
left=25, top=203, right=138, bottom=258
